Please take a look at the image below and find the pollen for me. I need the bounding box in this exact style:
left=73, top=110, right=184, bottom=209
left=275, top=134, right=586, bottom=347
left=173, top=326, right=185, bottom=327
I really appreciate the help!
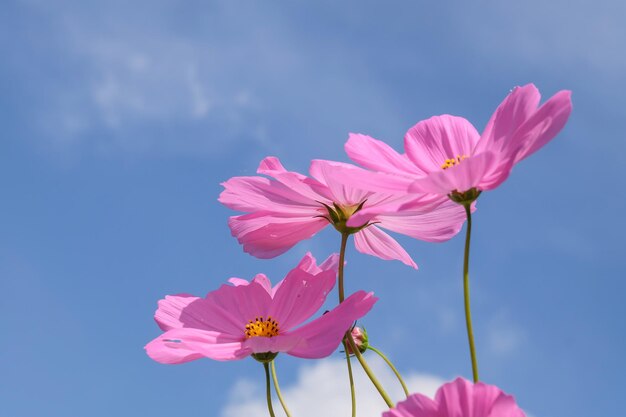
left=245, top=316, right=280, bottom=338
left=441, top=155, right=468, bottom=170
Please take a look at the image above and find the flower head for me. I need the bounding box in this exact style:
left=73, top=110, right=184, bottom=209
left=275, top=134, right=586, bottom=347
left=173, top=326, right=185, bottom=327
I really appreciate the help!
left=384, top=378, right=526, bottom=417
left=145, top=253, right=377, bottom=363
left=346, top=326, right=368, bottom=354
left=219, top=157, right=469, bottom=268
left=346, top=84, right=572, bottom=204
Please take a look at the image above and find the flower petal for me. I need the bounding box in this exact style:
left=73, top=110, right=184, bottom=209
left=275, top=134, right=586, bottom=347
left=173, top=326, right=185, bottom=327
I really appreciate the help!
left=145, top=328, right=248, bottom=363
left=219, top=176, right=318, bottom=214
left=286, top=290, right=378, bottom=358
left=345, top=133, right=422, bottom=176
left=512, top=90, right=573, bottom=163
left=257, top=157, right=332, bottom=202
left=228, top=212, right=328, bottom=259
left=383, top=393, right=439, bottom=417
left=376, top=199, right=468, bottom=242
left=268, top=255, right=337, bottom=330
left=410, top=152, right=496, bottom=195
left=476, top=84, right=541, bottom=157
left=405, top=115, right=480, bottom=173
left=353, top=226, right=417, bottom=269
left=205, top=281, right=273, bottom=329
left=309, top=160, right=374, bottom=205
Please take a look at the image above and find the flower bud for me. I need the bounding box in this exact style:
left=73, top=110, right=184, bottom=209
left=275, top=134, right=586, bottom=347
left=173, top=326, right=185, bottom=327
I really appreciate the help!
left=347, top=326, right=368, bottom=354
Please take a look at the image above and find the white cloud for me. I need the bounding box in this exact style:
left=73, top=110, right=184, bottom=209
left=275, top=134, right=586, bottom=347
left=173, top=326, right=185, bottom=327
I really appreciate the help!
left=221, top=357, right=444, bottom=417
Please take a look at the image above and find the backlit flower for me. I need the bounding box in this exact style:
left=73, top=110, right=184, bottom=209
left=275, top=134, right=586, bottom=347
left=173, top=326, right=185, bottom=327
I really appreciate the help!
left=219, top=157, right=469, bottom=268
left=384, top=378, right=526, bottom=417
left=346, top=84, right=572, bottom=204
left=145, top=253, right=377, bottom=363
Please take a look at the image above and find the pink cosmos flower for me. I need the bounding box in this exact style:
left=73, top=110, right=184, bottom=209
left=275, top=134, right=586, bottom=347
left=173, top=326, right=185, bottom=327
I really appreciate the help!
left=346, top=84, right=572, bottom=204
left=145, top=253, right=377, bottom=363
left=219, top=157, right=469, bottom=268
left=383, top=378, right=526, bottom=417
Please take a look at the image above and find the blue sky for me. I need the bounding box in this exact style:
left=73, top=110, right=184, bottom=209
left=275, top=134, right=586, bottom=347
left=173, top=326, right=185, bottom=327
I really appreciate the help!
left=1, top=1, right=625, bottom=416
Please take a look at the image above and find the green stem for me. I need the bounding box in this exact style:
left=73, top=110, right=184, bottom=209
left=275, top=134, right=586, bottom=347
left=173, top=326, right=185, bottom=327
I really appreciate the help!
left=347, top=336, right=395, bottom=408
left=338, top=232, right=356, bottom=417
left=367, top=346, right=409, bottom=398
left=343, top=340, right=357, bottom=417
left=463, top=203, right=479, bottom=382
left=338, top=232, right=349, bottom=303
left=263, top=362, right=276, bottom=417
left=270, top=361, right=292, bottom=417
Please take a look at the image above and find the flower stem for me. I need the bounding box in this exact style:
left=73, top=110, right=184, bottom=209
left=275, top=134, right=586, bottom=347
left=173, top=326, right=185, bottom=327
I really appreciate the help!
left=367, top=346, right=409, bottom=398
left=263, top=362, right=276, bottom=417
left=338, top=232, right=349, bottom=303
left=338, top=232, right=356, bottom=417
left=270, top=361, right=292, bottom=417
left=337, top=232, right=394, bottom=409
left=343, top=340, right=357, bottom=417
left=463, top=203, right=479, bottom=382
left=346, top=336, right=395, bottom=408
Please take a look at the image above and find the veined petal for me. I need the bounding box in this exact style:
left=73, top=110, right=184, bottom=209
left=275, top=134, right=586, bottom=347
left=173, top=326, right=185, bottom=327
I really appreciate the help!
left=405, top=115, right=480, bottom=173
left=155, top=294, right=245, bottom=335
left=205, top=281, right=273, bottom=329
left=376, top=198, right=468, bottom=242
left=145, top=328, right=248, bottom=363
left=512, top=90, right=572, bottom=163
left=309, top=160, right=374, bottom=205
left=353, top=226, right=417, bottom=269
left=242, top=334, right=301, bottom=354
left=434, top=378, right=526, bottom=417
left=286, top=291, right=377, bottom=358
left=219, top=176, right=318, bottom=213
left=476, top=84, right=541, bottom=156
left=228, top=212, right=328, bottom=259
left=383, top=394, right=439, bottom=417
left=268, top=259, right=337, bottom=330
left=345, top=133, right=422, bottom=176
left=257, top=157, right=332, bottom=202
left=227, top=273, right=273, bottom=295
left=410, top=152, right=496, bottom=195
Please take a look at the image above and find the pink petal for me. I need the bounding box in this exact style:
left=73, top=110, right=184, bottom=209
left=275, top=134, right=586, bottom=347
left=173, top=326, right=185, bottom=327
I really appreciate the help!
left=384, top=393, right=439, bottom=417
left=242, top=334, right=301, bottom=354
left=154, top=294, right=201, bottom=331
left=155, top=294, right=244, bottom=335
left=435, top=378, right=527, bottom=417
left=145, top=328, right=248, bottom=363
left=375, top=199, right=468, bottom=242
left=227, top=273, right=273, bottom=294
left=219, top=176, right=318, bottom=214
left=286, top=290, right=378, bottom=358
left=205, top=281, right=273, bottom=329
left=405, top=115, right=481, bottom=173
left=353, top=226, right=417, bottom=269
left=308, top=160, right=374, bottom=205
left=267, top=258, right=337, bottom=330
left=410, top=152, right=496, bottom=195
left=512, top=90, right=573, bottom=163
left=476, top=84, right=541, bottom=157
left=228, top=212, right=328, bottom=259
left=257, top=157, right=332, bottom=202
left=345, top=133, right=423, bottom=176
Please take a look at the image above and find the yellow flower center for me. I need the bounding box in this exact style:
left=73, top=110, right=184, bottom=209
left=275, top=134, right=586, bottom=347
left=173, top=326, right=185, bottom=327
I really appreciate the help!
left=441, top=155, right=468, bottom=170
left=245, top=316, right=280, bottom=338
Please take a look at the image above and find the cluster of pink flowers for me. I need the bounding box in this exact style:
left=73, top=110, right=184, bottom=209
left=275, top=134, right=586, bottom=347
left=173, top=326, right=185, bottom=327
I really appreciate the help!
left=146, top=83, right=572, bottom=416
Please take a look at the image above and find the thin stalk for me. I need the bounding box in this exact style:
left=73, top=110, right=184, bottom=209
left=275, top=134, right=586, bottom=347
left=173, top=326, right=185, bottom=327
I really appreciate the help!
left=346, top=336, right=395, bottom=408
left=463, top=203, right=479, bottom=382
left=367, top=346, right=409, bottom=398
left=338, top=232, right=356, bottom=417
left=343, top=340, right=357, bottom=417
left=270, top=361, right=292, bottom=417
left=263, top=362, right=276, bottom=417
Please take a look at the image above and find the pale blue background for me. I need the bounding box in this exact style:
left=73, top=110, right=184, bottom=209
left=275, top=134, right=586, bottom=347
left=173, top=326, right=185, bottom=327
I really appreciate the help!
left=1, top=1, right=624, bottom=416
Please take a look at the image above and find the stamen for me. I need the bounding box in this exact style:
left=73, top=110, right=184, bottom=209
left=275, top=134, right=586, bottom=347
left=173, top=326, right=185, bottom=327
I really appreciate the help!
left=244, top=316, right=280, bottom=338
left=441, top=155, right=468, bottom=170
